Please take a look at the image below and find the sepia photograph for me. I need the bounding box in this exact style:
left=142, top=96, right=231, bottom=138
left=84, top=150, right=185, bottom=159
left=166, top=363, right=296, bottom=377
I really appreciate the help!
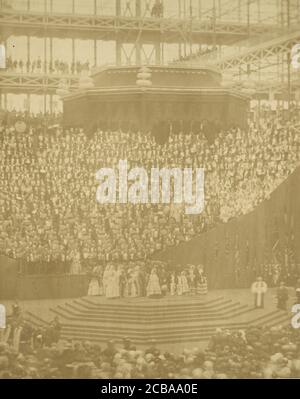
left=0, top=0, right=300, bottom=383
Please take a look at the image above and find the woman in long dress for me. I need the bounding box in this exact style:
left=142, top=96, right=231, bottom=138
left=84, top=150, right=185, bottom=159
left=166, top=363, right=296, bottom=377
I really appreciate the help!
left=170, top=272, right=177, bottom=296
left=146, top=267, right=162, bottom=298
left=126, top=268, right=134, bottom=297
left=188, top=265, right=197, bottom=295
left=177, top=271, right=190, bottom=296
left=197, top=266, right=208, bottom=295
left=88, top=277, right=101, bottom=296
left=197, top=275, right=208, bottom=295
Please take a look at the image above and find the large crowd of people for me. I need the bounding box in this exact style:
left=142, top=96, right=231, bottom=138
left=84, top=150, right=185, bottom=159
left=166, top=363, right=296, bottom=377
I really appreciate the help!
left=0, top=110, right=63, bottom=128
left=0, top=110, right=299, bottom=279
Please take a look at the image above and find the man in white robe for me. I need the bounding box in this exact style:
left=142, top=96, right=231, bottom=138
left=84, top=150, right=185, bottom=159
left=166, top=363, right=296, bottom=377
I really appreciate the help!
left=251, top=277, right=268, bottom=309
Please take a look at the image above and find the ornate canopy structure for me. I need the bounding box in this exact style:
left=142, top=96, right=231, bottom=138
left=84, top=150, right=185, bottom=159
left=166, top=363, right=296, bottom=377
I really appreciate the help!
left=63, top=65, right=249, bottom=134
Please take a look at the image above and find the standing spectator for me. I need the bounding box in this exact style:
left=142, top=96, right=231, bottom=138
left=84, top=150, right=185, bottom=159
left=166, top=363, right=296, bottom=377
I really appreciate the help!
left=295, top=279, right=300, bottom=304
left=31, top=60, right=36, bottom=73
left=26, top=59, right=31, bottom=73
left=18, top=59, right=23, bottom=73
left=276, top=282, right=289, bottom=310
left=48, top=60, right=54, bottom=74
left=54, top=59, right=59, bottom=73
left=36, top=56, right=42, bottom=73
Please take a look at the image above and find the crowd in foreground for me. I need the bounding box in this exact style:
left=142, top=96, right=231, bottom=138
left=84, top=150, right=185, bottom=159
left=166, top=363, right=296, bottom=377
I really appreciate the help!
left=1, top=317, right=300, bottom=378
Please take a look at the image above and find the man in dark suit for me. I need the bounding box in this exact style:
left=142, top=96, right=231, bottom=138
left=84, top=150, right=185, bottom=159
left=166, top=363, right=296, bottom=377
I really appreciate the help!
left=277, top=282, right=289, bottom=310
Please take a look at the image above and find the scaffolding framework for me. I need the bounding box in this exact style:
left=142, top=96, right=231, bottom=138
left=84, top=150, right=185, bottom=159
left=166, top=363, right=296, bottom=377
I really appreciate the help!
left=0, top=0, right=298, bottom=107
left=0, top=72, right=78, bottom=93
left=212, top=30, right=300, bottom=73
left=0, top=6, right=278, bottom=45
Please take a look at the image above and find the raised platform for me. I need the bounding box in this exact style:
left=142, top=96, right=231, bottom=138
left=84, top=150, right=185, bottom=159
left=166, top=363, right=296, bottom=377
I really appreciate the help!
left=20, top=289, right=291, bottom=352
left=63, top=65, right=249, bottom=132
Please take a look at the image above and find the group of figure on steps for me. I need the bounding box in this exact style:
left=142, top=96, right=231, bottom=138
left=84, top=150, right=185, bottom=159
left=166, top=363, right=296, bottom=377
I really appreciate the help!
left=88, top=262, right=208, bottom=299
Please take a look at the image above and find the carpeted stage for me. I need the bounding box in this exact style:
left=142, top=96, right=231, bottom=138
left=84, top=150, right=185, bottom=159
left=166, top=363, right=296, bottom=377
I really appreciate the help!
left=3, top=288, right=292, bottom=353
